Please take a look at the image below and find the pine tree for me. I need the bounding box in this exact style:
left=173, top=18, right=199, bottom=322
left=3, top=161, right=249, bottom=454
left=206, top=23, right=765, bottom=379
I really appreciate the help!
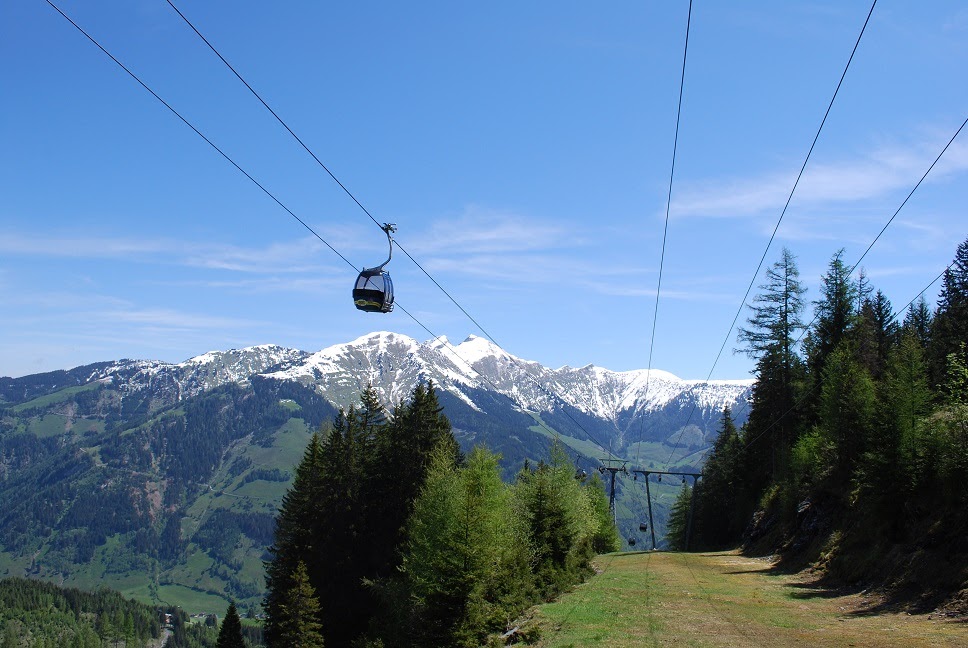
left=855, top=289, right=898, bottom=380
left=736, top=247, right=807, bottom=482
left=695, top=407, right=747, bottom=548
left=860, top=332, right=933, bottom=528
left=216, top=602, right=245, bottom=648
left=369, top=381, right=460, bottom=581
left=903, top=296, right=933, bottom=348
left=815, top=343, right=876, bottom=491
left=1, top=623, right=19, bottom=648
left=584, top=472, right=620, bottom=553
left=263, top=433, right=325, bottom=646
left=805, top=250, right=858, bottom=379
left=274, top=562, right=324, bottom=648
left=929, top=238, right=968, bottom=387
left=313, top=395, right=384, bottom=647
left=399, top=441, right=464, bottom=646
left=665, top=483, right=693, bottom=551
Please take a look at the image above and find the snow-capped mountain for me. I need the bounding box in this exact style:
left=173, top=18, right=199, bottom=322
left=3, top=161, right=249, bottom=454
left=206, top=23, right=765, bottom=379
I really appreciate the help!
left=0, top=331, right=755, bottom=605
left=268, top=331, right=751, bottom=430
left=56, top=331, right=751, bottom=457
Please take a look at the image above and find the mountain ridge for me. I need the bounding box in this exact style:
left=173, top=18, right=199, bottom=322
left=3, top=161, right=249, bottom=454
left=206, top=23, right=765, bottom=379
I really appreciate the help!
left=0, top=330, right=753, bottom=612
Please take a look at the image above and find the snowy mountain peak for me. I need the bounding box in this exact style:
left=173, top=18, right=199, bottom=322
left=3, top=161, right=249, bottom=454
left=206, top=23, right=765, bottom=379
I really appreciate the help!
left=454, top=335, right=514, bottom=365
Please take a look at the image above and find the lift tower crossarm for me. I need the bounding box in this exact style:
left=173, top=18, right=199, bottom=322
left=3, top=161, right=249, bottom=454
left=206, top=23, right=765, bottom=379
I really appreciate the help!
left=630, top=470, right=703, bottom=551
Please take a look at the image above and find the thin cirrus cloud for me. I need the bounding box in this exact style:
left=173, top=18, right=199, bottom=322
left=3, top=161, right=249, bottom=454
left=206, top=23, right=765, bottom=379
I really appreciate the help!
left=411, top=206, right=577, bottom=256
left=0, top=230, right=341, bottom=275
left=671, top=134, right=968, bottom=220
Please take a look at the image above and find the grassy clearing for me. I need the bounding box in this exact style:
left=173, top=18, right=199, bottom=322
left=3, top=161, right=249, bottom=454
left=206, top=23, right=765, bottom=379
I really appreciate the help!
left=9, top=383, right=100, bottom=413
left=530, top=551, right=967, bottom=647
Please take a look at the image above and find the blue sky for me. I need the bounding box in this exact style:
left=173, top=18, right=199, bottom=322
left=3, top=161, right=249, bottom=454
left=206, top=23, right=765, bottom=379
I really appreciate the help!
left=2, top=1, right=966, bottom=380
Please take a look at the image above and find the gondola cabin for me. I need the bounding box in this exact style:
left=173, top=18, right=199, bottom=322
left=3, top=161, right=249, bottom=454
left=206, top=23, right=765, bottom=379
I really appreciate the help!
left=353, top=223, right=397, bottom=313
left=353, top=269, right=394, bottom=313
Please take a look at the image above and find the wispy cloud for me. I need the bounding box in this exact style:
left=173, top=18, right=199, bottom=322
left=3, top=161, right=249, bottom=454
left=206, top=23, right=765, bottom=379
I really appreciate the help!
left=0, top=230, right=350, bottom=275
left=410, top=205, right=580, bottom=256
left=671, top=131, right=968, bottom=220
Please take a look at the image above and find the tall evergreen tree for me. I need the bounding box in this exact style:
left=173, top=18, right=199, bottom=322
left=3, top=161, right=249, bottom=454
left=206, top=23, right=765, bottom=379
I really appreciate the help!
left=274, top=562, right=324, bottom=648
left=665, top=483, right=693, bottom=551
left=312, top=388, right=387, bottom=647
left=805, top=250, right=858, bottom=380
left=862, top=332, right=933, bottom=528
left=736, top=247, right=806, bottom=482
left=368, top=381, right=460, bottom=581
left=902, top=296, right=933, bottom=350
left=930, top=238, right=968, bottom=387
left=855, top=289, right=898, bottom=380
left=216, top=603, right=245, bottom=648
left=815, top=343, right=876, bottom=491
left=695, top=407, right=747, bottom=548
left=264, top=433, right=325, bottom=646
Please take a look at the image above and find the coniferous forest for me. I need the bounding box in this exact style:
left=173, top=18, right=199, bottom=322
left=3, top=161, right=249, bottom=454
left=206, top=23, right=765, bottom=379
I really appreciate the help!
left=263, top=382, right=619, bottom=647
left=680, top=237, right=968, bottom=603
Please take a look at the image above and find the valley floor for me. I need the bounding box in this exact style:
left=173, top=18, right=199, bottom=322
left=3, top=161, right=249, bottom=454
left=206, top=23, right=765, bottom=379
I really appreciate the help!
left=530, top=550, right=966, bottom=647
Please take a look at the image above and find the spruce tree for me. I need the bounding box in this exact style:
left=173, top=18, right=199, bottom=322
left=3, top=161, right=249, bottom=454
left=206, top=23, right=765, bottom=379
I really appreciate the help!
left=313, top=392, right=385, bottom=647
left=665, top=483, right=693, bottom=551
left=369, top=381, right=460, bottom=580
left=903, top=296, right=933, bottom=350
left=805, top=250, right=857, bottom=376
left=855, top=289, right=898, bottom=380
left=695, top=407, right=746, bottom=548
left=263, top=432, right=327, bottom=645
left=862, top=332, right=932, bottom=528
left=815, top=342, right=876, bottom=491
left=216, top=602, right=245, bottom=648
left=736, top=247, right=806, bottom=482
left=929, top=238, right=968, bottom=387
left=274, top=562, right=325, bottom=648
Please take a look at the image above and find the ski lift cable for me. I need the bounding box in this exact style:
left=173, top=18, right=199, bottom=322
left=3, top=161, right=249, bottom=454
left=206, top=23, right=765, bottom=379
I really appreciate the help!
left=724, top=114, right=968, bottom=429
left=787, top=114, right=968, bottom=353
left=163, top=0, right=386, bottom=234
left=162, top=0, right=618, bottom=461
left=732, top=258, right=958, bottom=456
left=661, top=0, right=877, bottom=470
left=43, top=0, right=617, bottom=462
left=633, top=0, right=693, bottom=468
left=42, top=0, right=359, bottom=274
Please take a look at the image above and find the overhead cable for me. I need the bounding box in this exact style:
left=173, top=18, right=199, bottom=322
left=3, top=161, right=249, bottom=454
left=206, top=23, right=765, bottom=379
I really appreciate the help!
left=662, top=0, right=878, bottom=469
left=163, top=0, right=616, bottom=459
left=633, top=0, right=693, bottom=466
left=45, top=0, right=616, bottom=462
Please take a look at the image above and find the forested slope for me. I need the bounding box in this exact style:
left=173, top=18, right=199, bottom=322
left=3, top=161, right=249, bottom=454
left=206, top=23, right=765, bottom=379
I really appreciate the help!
left=685, top=237, right=968, bottom=608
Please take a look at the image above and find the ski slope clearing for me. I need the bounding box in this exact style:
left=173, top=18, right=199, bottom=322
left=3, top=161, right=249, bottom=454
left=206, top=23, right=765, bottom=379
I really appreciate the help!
left=529, top=551, right=966, bottom=647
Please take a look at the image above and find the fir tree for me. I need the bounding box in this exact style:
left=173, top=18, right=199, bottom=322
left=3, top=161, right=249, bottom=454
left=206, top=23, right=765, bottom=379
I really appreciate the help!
left=274, top=562, right=324, bottom=648
left=263, top=432, right=325, bottom=646
left=902, top=296, right=932, bottom=350
left=805, top=249, right=858, bottom=382
left=813, top=342, right=876, bottom=492
left=736, top=247, right=807, bottom=482
left=929, top=238, right=968, bottom=387
left=695, top=407, right=747, bottom=548
left=665, top=483, right=693, bottom=551
left=855, top=289, right=898, bottom=380
left=216, top=602, right=245, bottom=648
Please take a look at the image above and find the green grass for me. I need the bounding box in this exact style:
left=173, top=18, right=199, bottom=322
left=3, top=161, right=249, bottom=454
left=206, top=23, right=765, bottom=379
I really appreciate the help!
left=9, top=383, right=100, bottom=412
left=529, top=551, right=966, bottom=647
left=153, top=584, right=230, bottom=615
left=28, top=414, right=68, bottom=437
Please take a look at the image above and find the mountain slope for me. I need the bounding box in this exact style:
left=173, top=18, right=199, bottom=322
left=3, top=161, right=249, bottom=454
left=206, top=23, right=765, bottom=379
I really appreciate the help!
left=0, top=332, right=751, bottom=612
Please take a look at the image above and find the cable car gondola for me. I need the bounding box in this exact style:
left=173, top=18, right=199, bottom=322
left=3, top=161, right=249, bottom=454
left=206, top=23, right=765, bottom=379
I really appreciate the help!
left=353, top=223, right=396, bottom=313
